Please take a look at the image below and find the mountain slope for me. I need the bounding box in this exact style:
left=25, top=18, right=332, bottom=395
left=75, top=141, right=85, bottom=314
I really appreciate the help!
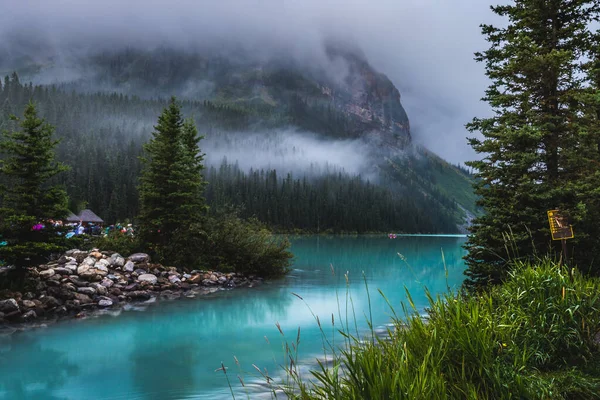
left=0, top=47, right=476, bottom=232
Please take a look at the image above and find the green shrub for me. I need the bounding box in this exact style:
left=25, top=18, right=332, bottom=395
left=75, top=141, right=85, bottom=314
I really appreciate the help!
left=201, top=214, right=292, bottom=278
left=89, top=231, right=141, bottom=257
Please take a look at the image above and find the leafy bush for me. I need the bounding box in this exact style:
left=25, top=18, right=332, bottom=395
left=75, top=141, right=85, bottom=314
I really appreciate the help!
left=89, top=231, right=141, bottom=257
left=201, top=214, right=292, bottom=278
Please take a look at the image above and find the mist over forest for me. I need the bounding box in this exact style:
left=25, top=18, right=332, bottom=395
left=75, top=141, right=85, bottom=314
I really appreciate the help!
left=0, top=0, right=482, bottom=233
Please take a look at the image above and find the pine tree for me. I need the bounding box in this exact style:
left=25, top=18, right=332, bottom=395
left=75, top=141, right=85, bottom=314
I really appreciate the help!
left=138, top=98, right=207, bottom=267
left=0, top=102, right=70, bottom=276
left=464, top=1, right=599, bottom=289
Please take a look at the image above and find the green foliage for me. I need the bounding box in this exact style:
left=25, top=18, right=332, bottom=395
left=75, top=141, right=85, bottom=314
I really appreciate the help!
left=137, top=97, right=208, bottom=268
left=0, top=73, right=471, bottom=234
left=276, top=260, right=600, bottom=399
left=89, top=231, right=141, bottom=257
left=201, top=213, right=292, bottom=278
left=0, top=102, right=70, bottom=275
left=464, top=1, right=600, bottom=289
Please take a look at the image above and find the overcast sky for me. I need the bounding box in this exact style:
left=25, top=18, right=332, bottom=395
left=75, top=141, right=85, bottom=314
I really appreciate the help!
left=0, top=0, right=499, bottom=164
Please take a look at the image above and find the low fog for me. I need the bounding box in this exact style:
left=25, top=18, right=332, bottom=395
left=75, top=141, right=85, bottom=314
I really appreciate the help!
left=203, top=130, right=373, bottom=178
left=0, top=0, right=499, bottom=164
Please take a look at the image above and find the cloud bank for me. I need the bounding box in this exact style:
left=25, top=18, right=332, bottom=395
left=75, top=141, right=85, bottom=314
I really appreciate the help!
left=0, top=0, right=499, bottom=163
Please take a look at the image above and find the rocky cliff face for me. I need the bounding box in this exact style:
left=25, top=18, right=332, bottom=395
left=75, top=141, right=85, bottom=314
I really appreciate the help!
left=318, top=47, right=411, bottom=149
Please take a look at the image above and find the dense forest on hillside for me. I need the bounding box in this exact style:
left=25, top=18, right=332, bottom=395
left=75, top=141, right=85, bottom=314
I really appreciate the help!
left=0, top=73, right=467, bottom=233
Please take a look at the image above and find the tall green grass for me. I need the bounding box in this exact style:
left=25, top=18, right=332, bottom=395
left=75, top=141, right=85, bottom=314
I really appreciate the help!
left=246, top=259, right=600, bottom=399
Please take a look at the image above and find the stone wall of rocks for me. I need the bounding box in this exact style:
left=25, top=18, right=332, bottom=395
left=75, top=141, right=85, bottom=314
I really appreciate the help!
left=0, top=249, right=262, bottom=325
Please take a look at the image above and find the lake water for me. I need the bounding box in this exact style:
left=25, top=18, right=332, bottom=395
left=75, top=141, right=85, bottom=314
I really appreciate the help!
left=0, top=235, right=466, bottom=399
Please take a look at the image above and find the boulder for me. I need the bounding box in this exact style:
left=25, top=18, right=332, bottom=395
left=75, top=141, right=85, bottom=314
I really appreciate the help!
left=128, top=253, right=150, bottom=263
left=77, top=264, right=91, bottom=275
left=138, top=274, right=158, bottom=285
left=90, top=251, right=103, bottom=259
left=98, top=298, right=113, bottom=307
left=20, top=310, right=37, bottom=321
left=124, top=261, right=135, bottom=272
left=168, top=275, right=181, bottom=284
left=110, top=254, right=125, bottom=268
left=69, top=276, right=89, bottom=287
left=89, top=283, right=107, bottom=295
left=70, top=251, right=86, bottom=263
left=100, top=278, right=114, bottom=288
left=54, top=267, right=72, bottom=275
left=81, top=257, right=97, bottom=267
left=39, top=269, right=55, bottom=279
left=77, top=287, right=96, bottom=295
left=128, top=290, right=151, bottom=300
left=63, top=282, right=78, bottom=292
left=94, top=260, right=110, bottom=272
left=40, top=296, right=61, bottom=308
left=0, top=299, right=19, bottom=313
left=73, top=293, right=93, bottom=304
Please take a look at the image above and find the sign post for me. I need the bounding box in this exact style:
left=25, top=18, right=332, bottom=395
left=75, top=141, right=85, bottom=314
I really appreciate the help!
left=547, top=209, right=574, bottom=267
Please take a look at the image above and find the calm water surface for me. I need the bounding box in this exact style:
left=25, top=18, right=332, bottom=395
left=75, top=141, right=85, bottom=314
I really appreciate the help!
left=0, top=235, right=466, bottom=399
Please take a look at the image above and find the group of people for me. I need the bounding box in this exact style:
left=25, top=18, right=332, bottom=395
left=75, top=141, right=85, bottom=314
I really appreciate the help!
left=103, top=224, right=135, bottom=236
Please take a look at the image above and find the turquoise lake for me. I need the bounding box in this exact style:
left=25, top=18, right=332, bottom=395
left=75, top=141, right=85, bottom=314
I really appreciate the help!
left=0, top=235, right=467, bottom=399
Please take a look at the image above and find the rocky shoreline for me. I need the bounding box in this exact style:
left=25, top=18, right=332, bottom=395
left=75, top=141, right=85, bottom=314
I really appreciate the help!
left=0, top=249, right=263, bottom=331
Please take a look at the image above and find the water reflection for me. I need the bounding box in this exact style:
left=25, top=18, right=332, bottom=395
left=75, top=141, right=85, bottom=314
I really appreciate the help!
left=130, top=318, right=200, bottom=400
left=0, top=236, right=466, bottom=400
left=0, top=334, right=79, bottom=400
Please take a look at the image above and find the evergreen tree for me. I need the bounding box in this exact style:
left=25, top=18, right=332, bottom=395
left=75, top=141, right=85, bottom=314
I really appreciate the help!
left=0, top=102, right=70, bottom=277
left=138, top=98, right=207, bottom=267
left=464, top=0, right=599, bottom=289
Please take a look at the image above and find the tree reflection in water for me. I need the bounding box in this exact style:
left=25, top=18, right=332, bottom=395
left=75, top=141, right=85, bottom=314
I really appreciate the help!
left=0, top=335, right=79, bottom=400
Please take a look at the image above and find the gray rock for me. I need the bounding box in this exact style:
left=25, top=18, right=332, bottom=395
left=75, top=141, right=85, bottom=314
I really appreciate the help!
left=0, top=299, right=19, bottom=313
left=138, top=274, right=158, bottom=285
left=110, top=254, right=125, bottom=267
left=183, top=273, right=192, bottom=279
left=39, top=269, right=56, bottom=278
left=22, top=300, right=36, bottom=308
left=81, top=256, right=97, bottom=267
left=94, top=260, right=110, bottom=272
left=98, top=299, right=113, bottom=307
left=100, top=278, right=114, bottom=288
left=48, top=286, right=75, bottom=300
left=58, top=256, right=69, bottom=264
left=54, top=267, right=72, bottom=275
left=168, top=275, right=181, bottom=284
left=124, top=261, right=135, bottom=272
left=20, top=310, right=37, bottom=321
left=40, top=296, right=61, bottom=308
left=77, top=287, right=96, bottom=295
left=65, top=262, right=78, bottom=272
left=63, top=282, right=78, bottom=292
left=89, top=283, right=107, bottom=295
left=69, top=276, right=89, bottom=287
left=128, top=290, right=151, bottom=299
left=128, top=253, right=150, bottom=263
left=73, top=293, right=93, bottom=304
left=77, top=264, right=91, bottom=275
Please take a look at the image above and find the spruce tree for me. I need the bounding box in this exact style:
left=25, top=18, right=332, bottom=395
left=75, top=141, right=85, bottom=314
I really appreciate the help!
left=464, top=0, right=599, bottom=289
left=138, top=98, right=207, bottom=267
left=0, top=102, right=70, bottom=276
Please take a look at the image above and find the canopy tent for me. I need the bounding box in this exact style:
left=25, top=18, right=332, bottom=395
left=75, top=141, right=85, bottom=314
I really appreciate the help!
left=65, top=209, right=104, bottom=224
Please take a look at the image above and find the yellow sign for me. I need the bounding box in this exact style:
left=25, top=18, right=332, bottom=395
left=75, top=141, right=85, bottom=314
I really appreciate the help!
left=547, top=210, right=574, bottom=241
